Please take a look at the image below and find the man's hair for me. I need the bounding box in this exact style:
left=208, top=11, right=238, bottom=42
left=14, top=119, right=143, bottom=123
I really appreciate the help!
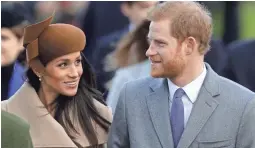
left=148, top=1, right=212, bottom=54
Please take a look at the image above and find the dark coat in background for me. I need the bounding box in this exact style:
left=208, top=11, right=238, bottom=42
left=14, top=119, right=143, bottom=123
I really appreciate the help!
left=91, top=27, right=129, bottom=96
left=221, top=40, right=255, bottom=92
left=205, top=39, right=228, bottom=74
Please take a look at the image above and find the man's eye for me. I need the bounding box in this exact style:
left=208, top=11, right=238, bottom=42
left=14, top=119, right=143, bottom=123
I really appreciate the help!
left=155, top=41, right=165, bottom=47
left=159, top=43, right=165, bottom=47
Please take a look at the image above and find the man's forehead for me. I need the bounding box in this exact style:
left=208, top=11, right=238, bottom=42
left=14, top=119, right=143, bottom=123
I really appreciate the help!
left=149, top=21, right=168, bottom=34
left=149, top=22, right=160, bottom=33
left=148, top=21, right=171, bottom=39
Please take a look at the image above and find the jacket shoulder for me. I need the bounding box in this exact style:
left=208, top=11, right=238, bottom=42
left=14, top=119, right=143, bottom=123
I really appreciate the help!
left=125, top=76, right=156, bottom=90
left=1, top=111, right=32, bottom=148
left=218, top=76, right=255, bottom=101
left=120, top=76, right=159, bottom=100
left=1, top=110, right=29, bottom=130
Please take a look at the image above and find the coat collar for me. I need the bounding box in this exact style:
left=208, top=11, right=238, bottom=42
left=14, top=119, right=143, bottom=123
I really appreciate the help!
left=5, top=82, right=112, bottom=147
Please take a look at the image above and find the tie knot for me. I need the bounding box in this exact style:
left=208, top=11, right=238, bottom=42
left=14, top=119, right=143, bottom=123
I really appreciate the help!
left=174, top=88, right=185, bottom=99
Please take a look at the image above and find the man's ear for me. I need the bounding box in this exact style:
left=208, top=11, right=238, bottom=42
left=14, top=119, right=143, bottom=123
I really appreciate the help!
left=184, top=37, right=197, bottom=55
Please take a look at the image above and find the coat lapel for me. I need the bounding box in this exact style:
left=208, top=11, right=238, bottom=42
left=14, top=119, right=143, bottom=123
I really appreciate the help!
left=146, top=78, right=174, bottom=148
left=7, top=83, right=76, bottom=147
left=177, top=63, right=220, bottom=148
left=6, top=82, right=112, bottom=147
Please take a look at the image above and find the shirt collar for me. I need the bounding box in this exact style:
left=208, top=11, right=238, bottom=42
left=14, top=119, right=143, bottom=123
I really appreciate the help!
left=167, top=64, right=207, bottom=103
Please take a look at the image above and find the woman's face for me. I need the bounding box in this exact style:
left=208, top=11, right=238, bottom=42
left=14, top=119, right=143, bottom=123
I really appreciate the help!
left=1, top=28, right=24, bottom=66
left=41, top=51, right=83, bottom=97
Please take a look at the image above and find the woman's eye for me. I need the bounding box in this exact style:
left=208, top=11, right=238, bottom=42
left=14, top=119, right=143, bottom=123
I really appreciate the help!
left=58, top=63, right=68, bottom=68
left=75, top=59, right=82, bottom=65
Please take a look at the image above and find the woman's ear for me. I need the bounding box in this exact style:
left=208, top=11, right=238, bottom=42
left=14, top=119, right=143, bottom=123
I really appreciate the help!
left=31, top=67, right=41, bottom=79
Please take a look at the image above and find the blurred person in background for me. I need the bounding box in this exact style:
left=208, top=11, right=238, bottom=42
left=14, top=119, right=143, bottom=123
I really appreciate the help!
left=2, top=14, right=112, bottom=148
left=221, top=40, right=255, bottom=92
left=34, top=1, right=60, bottom=22
left=1, top=2, right=31, bottom=101
left=2, top=111, right=33, bottom=148
left=222, top=1, right=239, bottom=45
left=92, top=1, right=157, bottom=97
left=34, top=1, right=87, bottom=25
left=106, top=20, right=151, bottom=114
left=204, top=39, right=227, bottom=74
left=56, top=1, right=88, bottom=24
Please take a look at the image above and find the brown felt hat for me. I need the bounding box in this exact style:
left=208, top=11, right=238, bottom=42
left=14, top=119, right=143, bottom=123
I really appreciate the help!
left=23, top=13, right=86, bottom=75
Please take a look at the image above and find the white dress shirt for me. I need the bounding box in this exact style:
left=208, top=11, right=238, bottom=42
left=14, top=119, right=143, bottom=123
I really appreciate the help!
left=167, top=65, right=207, bottom=127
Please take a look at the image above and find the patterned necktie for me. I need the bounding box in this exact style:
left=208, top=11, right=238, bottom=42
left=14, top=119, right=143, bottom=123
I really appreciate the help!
left=170, top=88, right=185, bottom=148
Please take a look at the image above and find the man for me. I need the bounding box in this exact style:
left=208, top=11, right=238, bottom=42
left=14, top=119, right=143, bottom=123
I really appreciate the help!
left=108, top=2, right=255, bottom=148
left=1, top=2, right=31, bottom=100
left=2, top=111, right=33, bottom=148
left=91, top=1, right=157, bottom=95
left=221, top=40, right=255, bottom=92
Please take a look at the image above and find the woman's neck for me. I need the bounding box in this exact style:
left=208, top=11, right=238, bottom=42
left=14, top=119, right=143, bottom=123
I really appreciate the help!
left=38, top=84, right=58, bottom=115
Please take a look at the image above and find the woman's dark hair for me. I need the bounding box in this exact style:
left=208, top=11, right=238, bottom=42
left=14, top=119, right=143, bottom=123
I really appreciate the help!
left=26, top=52, right=110, bottom=148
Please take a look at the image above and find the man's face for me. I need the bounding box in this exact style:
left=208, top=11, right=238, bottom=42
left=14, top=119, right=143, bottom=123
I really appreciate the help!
left=146, top=19, right=188, bottom=79
left=123, top=2, right=157, bottom=26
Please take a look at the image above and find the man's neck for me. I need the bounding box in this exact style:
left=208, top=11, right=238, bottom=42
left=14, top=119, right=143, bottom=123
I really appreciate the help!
left=170, top=62, right=204, bottom=87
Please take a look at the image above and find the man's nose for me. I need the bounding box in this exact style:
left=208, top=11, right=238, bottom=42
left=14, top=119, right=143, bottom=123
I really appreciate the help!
left=146, top=45, right=157, bottom=57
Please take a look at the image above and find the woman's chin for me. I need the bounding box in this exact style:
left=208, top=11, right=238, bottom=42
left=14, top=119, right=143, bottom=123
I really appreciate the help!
left=61, top=89, right=78, bottom=97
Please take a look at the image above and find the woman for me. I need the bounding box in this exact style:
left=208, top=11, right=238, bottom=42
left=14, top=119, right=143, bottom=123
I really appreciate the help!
left=1, top=2, right=31, bottom=100
left=105, top=20, right=151, bottom=114
left=2, top=14, right=112, bottom=148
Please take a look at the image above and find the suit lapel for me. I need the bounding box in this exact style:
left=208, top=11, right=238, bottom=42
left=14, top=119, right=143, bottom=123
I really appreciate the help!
left=177, top=86, right=219, bottom=148
left=146, top=78, right=174, bottom=148
left=178, top=63, right=220, bottom=148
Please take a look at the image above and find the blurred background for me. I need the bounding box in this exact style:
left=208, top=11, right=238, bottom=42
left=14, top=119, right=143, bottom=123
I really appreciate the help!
left=2, top=1, right=255, bottom=39
left=1, top=1, right=255, bottom=103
